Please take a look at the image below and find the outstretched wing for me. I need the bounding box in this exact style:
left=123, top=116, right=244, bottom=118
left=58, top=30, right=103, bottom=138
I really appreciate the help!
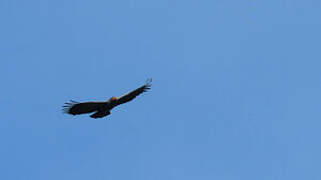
left=62, top=100, right=106, bottom=115
left=116, top=78, right=152, bottom=106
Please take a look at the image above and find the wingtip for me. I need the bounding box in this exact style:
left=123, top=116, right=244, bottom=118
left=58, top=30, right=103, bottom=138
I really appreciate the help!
left=146, top=78, right=152, bottom=84
left=62, top=100, right=79, bottom=114
left=144, top=78, right=152, bottom=90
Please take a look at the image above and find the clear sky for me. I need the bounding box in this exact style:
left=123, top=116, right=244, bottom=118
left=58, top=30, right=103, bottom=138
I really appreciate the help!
left=1, top=0, right=321, bottom=179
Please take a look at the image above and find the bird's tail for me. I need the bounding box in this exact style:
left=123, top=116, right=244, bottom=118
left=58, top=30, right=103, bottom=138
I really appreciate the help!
left=90, top=110, right=111, bottom=119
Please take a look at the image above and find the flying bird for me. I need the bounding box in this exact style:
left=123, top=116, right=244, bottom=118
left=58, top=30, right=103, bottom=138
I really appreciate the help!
left=62, top=79, right=152, bottom=119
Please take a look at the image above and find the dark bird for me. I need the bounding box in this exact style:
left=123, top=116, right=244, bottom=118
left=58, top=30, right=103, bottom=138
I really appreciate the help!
left=62, top=79, right=152, bottom=119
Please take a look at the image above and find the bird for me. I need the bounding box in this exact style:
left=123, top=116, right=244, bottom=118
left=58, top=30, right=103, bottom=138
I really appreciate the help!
left=62, top=78, right=152, bottom=119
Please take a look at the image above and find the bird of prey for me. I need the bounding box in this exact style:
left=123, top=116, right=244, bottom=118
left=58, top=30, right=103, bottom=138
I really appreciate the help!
left=62, top=79, right=152, bottom=119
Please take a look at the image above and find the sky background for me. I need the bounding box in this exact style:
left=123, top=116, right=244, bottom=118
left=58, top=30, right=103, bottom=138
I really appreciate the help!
left=1, top=0, right=321, bottom=179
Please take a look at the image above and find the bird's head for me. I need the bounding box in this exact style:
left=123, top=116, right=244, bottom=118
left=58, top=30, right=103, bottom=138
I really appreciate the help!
left=109, top=96, right=118, bottom=102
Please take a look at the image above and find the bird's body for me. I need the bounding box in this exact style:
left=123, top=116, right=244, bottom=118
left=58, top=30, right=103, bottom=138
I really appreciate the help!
left=62, top=79, right=152, bottom=119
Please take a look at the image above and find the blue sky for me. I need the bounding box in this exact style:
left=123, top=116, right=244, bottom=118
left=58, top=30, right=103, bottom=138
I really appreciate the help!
left=1, top=0, right=321, bottom=179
